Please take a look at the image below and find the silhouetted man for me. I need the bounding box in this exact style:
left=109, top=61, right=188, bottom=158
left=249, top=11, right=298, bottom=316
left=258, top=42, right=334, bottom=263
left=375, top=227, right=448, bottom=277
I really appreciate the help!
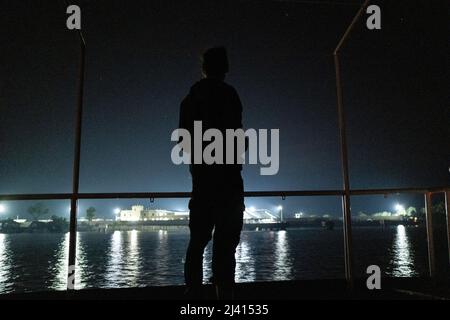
left=179, top=47, right=245, bottom=299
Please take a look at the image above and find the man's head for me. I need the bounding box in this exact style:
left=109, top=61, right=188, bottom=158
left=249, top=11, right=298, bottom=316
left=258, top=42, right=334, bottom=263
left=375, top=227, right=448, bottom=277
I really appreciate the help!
left=201, top=47, right=229, bottom=79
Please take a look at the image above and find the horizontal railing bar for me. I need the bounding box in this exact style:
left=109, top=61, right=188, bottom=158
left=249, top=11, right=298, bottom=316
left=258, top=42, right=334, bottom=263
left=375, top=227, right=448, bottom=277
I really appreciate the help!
left=0, top=186, right=449, bottom=201
left=244, top=190, right=343, bottom=197
left=78, top=192, right=191, bottom=199
left=350, top=186, right=449, bottom=195
left=0, top=193, right=74, bottom=201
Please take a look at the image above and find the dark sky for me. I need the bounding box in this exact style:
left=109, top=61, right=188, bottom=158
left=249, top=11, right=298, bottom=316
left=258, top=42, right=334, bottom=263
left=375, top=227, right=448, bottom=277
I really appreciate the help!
left=0, top=0, right=448, bottom=218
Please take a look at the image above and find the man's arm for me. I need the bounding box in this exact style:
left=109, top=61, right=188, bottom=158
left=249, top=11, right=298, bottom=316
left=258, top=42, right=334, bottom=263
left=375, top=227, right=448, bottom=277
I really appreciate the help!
left=230, top=87, right=243, bottom=129
left=178, top=93, right=194, bottom=143
left=230, top=87, right=248, bottom=151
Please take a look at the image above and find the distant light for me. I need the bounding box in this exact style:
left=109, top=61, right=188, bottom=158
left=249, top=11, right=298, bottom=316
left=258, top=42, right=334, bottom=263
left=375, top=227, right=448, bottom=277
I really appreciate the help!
left=114, top=208, right=121, bottom=214
left=277, top=205, right=283, bottom=211
left=248, top=206, right=256, bottom=212
left=0, top=204, right=5, bottom=213
left=395, top=203, right=404, bottom=212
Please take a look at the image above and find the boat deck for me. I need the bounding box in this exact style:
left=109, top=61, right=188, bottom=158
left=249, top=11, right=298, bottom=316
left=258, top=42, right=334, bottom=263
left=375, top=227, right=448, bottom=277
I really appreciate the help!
left=1, top=278, right=449, bottom=300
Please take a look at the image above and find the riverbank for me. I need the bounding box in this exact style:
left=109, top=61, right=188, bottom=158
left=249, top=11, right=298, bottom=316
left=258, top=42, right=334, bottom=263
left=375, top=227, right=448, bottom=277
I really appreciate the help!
left=0, top=218, right=421, bottom=234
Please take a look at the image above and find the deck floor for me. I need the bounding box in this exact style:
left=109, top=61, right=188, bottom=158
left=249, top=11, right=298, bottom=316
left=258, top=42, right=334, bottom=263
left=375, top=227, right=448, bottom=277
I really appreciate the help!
left=1, top=278, right=449, bottom=300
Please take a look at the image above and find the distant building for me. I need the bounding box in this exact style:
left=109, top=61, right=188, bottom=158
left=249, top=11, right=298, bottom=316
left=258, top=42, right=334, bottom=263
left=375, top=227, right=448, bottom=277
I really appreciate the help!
left=244, top=208, right=278, bottom=223
left=116, top=205, right=143, bottom=221
left=116, top=205, right=189, bottom=222
left=116, top=205, right=280, bottom=223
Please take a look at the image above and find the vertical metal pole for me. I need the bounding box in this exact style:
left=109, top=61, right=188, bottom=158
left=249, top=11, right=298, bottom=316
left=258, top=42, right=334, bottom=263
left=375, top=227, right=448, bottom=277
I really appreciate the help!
left=335, top=56, right=353, bottom=284
left=333, top=0, right=370, bottom=287
left=445, top=191, right=450, bottom=267
left=67, top=32, right=86, bottom=290
left=424, top=192, right=436, bottom=278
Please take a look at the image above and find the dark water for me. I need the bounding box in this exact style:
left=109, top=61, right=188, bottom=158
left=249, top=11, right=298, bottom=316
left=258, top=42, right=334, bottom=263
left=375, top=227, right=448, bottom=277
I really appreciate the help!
left=0, top=226, right=429, bottom=294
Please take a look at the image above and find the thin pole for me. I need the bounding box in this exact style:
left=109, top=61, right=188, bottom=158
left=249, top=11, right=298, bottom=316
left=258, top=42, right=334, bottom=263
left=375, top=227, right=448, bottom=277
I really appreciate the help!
left=334, top=55, right=353, bottom=284
left=424, top=192, right=436, bottom=278
left=445, top=191, right=450, bottom=267
left=333, top=0, right=370, bottom=286
left=333, top=0, right=371, bottom=56
left=67, top=31, right=86, bottom=290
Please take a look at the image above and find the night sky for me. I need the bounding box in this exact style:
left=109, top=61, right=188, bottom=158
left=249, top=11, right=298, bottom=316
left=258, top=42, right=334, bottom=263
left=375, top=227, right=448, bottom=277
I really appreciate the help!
left=1, top=0, right=448, bottom=218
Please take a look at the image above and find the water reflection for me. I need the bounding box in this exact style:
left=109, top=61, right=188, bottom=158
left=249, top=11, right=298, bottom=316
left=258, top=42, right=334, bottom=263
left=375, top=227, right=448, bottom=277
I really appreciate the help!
left=0, top=228, right=426, bottom=293
left=103, top=230, right=144, bottom=287
left=105, top=231, right=123, bottom=287
left=51, top=232, right=86, bottom=290
left=203, top=234, right=256, bottom=283
left=154, top=230, right=170, bottom=284
left=0, top=234, right=11, bottom=293
left=126, top=230, right=141, bottom=286
left=50, top=233, right=68, bottom=290
left=273, top=230, right=293, bottom=280
left=235, top=238, right=256, bottom=282
left=75, top=233, right=87, bottom=289
left=391, top=225, right=415, bottom=277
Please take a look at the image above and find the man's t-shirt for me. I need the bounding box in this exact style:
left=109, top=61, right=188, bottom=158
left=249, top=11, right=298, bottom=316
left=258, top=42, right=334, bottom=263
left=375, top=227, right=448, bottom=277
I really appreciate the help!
left=179, top=78, right=244, bottom=197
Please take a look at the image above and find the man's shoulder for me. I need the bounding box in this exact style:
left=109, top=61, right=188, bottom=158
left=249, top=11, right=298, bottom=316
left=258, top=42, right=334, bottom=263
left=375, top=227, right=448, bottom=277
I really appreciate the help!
left=186, top=79, right=240, bottom=107
left=192, top=78, right=237, bottom=91
left=221, top=81, right=238, bottom=93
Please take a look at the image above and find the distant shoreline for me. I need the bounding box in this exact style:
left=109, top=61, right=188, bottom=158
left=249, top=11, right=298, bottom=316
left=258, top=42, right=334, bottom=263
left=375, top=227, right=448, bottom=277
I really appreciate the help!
left=0, top=220, right=424, bottom=234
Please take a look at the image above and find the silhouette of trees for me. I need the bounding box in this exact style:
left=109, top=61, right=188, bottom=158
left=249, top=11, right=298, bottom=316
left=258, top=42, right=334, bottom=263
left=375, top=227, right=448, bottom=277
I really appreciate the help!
left=27, top=202, right=49, bottom=221
left=86, top=206, right=96, bottom=223
left=49, top=215, right=69, bottom=232
left=405, top=206, right=417, bottom=216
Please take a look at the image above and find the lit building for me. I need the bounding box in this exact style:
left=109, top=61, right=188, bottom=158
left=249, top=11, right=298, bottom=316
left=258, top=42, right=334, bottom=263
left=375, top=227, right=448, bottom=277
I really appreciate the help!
left=116, top=205, right=189, bottom=222
left=244, top=208, right=278, bottom=223
left=116, top=205, right=280, bottom=223
left=294, top=212, right=304, bottom=219
left=116, top=205, right=143, bottom=221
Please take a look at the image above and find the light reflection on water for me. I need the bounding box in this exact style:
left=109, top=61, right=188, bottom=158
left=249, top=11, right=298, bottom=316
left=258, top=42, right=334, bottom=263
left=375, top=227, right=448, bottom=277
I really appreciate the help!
left=391, top=225, right=416, bottom=277
left=273, top=230, right=293, bottom=281
left=153, top=230, right=170, bottom=285
left=203, top=232, right=258, bottom=283
left=102, top=230, right=144, bottom=288
left=127, top=230, right=141, bottom=286
left=0, top=233, right=11, bottom=292
left=0, top=227, right=427, bottom=294
left=236, top=237, right=256, bottom=282
left=105, top=230, right=124, bottom=287
left=51, top=232, right=86, bottom=290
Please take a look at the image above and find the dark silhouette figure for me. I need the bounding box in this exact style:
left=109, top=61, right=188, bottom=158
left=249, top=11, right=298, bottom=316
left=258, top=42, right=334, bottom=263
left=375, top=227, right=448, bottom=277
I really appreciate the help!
left=179, top=47, right=245, bottom=299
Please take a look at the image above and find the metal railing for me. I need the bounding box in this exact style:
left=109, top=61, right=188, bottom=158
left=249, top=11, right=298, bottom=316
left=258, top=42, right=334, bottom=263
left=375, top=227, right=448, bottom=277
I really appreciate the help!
left=0, top=187, right=449, bottom=290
